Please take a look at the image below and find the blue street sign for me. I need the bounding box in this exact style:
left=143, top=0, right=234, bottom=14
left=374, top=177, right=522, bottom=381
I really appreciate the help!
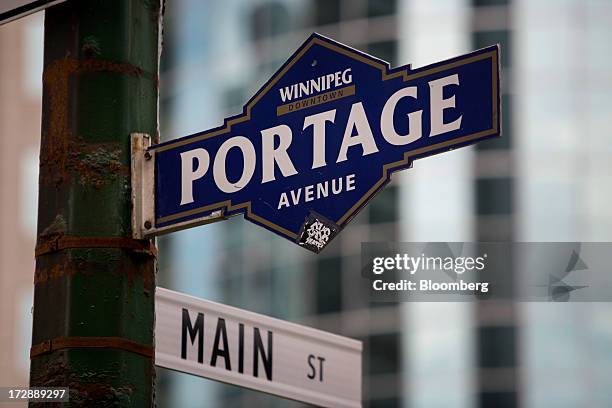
left=147, top=33, right=500, bottom=252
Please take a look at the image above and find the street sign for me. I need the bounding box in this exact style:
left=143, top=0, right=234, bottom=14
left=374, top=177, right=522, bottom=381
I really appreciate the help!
left=0, top=1, right=66, bottom=25
left=133, top=33, right=500, bottom=251
left=155, top=288, right=362, bottom=408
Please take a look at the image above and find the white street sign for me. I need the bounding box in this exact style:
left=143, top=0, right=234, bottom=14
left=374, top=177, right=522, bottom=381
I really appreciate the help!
left=0, top=0, right=66, bottom=25
left=155, top=287, right=362, bottom=408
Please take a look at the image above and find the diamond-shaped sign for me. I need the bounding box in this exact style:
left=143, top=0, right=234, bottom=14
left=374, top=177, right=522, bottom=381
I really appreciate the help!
left=135, top=34, right=500, bottom=252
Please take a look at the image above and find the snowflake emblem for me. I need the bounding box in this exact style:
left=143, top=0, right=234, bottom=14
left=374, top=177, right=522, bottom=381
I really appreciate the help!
left=305, top=221, right=331, bottom=250
left=298, top=214, right=338, bottom=252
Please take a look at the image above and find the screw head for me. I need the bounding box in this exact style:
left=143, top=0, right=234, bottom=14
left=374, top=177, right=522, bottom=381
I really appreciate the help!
left=144, top=151, right=152, bottom=160
left=144, top=220, right=152, bottom=229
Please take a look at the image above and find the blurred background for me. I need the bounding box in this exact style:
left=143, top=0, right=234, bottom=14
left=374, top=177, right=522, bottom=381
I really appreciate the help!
left=2, top=0, right=612, bottom=407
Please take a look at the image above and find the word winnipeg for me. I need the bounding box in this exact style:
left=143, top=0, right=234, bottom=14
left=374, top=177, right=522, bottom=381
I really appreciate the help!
left=179, top=73, right=464, bottom=205
left=181, top=308, right=273, bottom=381
left=279, top=68, right=352, bottom=102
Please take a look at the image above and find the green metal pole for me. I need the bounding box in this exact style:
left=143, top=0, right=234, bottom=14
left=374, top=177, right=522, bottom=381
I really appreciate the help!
left=29, top=0, right=162, bottom=406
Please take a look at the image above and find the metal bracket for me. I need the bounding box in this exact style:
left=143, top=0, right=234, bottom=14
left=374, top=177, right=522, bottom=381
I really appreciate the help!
left=131, top=133, right=227, bottom=238
left=30, top=336, right=154, bottom=359
left=35, top=235, right=157, bottom=258
left=131, top=133, right=155, bottom=239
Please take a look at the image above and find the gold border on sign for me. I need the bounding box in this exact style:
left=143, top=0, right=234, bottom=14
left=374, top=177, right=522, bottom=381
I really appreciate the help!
left=153, top=35, right=500, bottom=240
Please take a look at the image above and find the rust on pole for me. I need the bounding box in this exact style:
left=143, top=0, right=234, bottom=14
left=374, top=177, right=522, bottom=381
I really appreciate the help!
left=29, top=0, right=163, bottom=405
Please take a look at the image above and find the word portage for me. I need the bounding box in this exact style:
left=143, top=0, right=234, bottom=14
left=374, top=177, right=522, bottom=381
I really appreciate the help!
left=143, top=34, right=500, bottom=251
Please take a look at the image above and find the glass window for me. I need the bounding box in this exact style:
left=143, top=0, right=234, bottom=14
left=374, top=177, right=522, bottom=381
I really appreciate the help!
left=222, top=275, right=245, bottom=308
left=313, top=0, right=341, bottom=26
left=369, top=185, right=398, bottom=224
left=316, top=257, right=342, bottom=314
left=24, top=14, right=43, bottom=98
left=218, top=382, right=242, bottom=402
left=474, top=30, right=511, bottom=68
left=476, top=177, right=513, bottom=215
left=251, top=2, right=291, bottom=40
left=478, top=94, right=511, bottom=150
left=473, top=0, right=509, bottom=6
left=367, top=0, right=396, bottom=18
left=369, top=333, right=400, bottom=375
left=479, top=392, right=517, bottom=408
left=369, top=397, right=401, bottom=408
left=478, top=326, right=516, bottom=367
left=159, top=95, right=176, bottom=140
left=223, top=86, right=246, bottom=113
left=15, top=288, right=33, bottom=375
left=368, top=41, right=397, bottom=66
left=20, top=148, right=39, bottom=236
left=271, top=266, right=296, bottom=320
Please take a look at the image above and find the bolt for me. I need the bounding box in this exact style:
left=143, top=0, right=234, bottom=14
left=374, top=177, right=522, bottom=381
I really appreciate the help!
left=144, top=221, right=152, bottom=229
left=144, top=151, right=152, bottom=160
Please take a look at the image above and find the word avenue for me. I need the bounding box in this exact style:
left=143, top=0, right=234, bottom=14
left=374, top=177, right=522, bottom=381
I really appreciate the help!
left=278, top=174, right=356, bottom=209
left=138, top=34, right=500, bottom=252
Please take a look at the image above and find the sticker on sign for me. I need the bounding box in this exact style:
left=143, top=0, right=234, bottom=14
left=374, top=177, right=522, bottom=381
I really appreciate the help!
left=0, top=0, right=66, bottom=25
left=155, top=287, right=362, bottom=408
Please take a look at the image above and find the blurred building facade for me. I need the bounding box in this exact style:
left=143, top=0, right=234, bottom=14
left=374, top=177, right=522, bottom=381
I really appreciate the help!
left=157, top=0, right=612, bottom=407
left=0, top=12, right=42, bottom=404
left=472, top=1, right=517, bottom=407
left=158, top=1, right=405, bottom=406
left=1, top=1, right=612, bottom=408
